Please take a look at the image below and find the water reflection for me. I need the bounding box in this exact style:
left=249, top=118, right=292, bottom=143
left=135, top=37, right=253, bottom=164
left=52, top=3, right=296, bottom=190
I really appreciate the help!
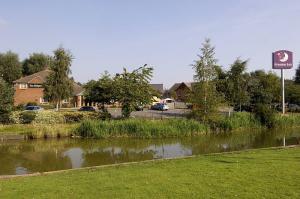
left=0, top=128, right=300, bottom=175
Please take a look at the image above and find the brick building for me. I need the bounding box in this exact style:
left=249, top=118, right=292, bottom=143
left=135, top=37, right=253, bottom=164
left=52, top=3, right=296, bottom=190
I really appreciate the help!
left=168, top=82, right=195, bottom=102
left=13, top=69, right=84, bottom=107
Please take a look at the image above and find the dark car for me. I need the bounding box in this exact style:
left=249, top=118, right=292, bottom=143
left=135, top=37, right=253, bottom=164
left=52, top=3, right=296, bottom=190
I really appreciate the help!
left=151, top=103, right=169, bottom=111
left=79, top=106, right=96, bottom=112
left=25, top=106, right=43, bottom=111
left=288, top=104, right=300, bottom=112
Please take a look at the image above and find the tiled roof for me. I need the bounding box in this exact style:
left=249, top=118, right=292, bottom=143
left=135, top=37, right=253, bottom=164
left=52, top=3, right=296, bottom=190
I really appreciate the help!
left=73, top=82, right=84, bottom=96
left=13, top=69, right=51, bottom=84
left=150, top=84, right=164, bottom=93
left=169, top=82, right=196, bottom=91
left=14, top=69, right=84, bottom=96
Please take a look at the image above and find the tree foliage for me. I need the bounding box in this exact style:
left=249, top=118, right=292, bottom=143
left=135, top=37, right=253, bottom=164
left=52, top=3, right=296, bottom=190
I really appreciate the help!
left=0, top=51, right=22, bottom=84
left=190, top=39, right=220, bottom=121
left=294, top=62, right=300, bottom=84
left=44, top=47, right=73, bottom=110
left=22, top=53, right=53, bottom=76
left=0, top=78, right=14, bottom=123
left=285, top=80, right=300, bottom=105
left=227, top=59, right=250, bottom=111
left=114, top=65, right=154, bottom=118
left=248, top=70, right=280, bottom=106
left=84, top=71, right=115, bottom=110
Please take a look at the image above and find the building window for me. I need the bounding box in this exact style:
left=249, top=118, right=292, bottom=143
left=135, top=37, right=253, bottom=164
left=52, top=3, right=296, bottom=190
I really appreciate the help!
left=40, top=98, right=49, bottom=104
left=19, top=83, right=28, bottom=89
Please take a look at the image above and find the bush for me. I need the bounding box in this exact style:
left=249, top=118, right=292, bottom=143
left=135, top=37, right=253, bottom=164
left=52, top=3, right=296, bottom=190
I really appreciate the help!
left=26, top=102, right=38, bottom=106
left=33, top=111, right=65, bottom=124
left=14, top=104, right=25, bottom=111
left=9, top=111, right=23, bottom=124
left=60, top=111, right=99, bottom=123
left=99, top=109, right=112, bottom=120
left=254, top=104, right=276, bottom=128
left=21, top=111, right=37, bottom=124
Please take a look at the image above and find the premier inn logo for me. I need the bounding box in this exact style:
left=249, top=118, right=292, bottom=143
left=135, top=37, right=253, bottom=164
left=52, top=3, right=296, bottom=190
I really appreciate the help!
left=272, top=50, right=293, bottom=69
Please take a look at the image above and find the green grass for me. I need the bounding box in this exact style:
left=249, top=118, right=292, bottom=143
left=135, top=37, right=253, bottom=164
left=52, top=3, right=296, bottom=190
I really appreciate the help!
left=0, top=147, right=299, bottom=198
left=0, top=123, right=78, bottom=138
left=75, top=118, right=209, bottom=138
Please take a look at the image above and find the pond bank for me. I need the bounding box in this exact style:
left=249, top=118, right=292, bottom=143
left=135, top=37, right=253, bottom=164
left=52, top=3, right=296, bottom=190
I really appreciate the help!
left=1, top=146, right=299, bottom=198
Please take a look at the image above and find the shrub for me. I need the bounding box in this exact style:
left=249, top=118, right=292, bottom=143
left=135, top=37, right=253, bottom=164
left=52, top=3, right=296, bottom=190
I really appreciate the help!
left=33, top=111, right=65, bottom=124
left=9, top=111, right=23, bottom=124
left=60, top=111, right=99, bottom=123
left=26, top=102, right=38, bottom=106
left=254, top=104, right=276, bottom=128
left=99, top=109, right=112, bottom=120
left=21, top=111, right=37, bottom=124
left=14, top=104, right=25, bottom=111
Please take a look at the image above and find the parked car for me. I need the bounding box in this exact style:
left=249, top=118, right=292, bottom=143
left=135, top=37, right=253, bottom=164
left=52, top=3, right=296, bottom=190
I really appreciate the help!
left=79, top=106, right=96, bottom=112
left=151, top=103, right=169, bottom=111
left=25, top=106, right=43, bottom=111
left=288, top=104, right=300, bottom=112
left=134, top=104, right=144, bottom=111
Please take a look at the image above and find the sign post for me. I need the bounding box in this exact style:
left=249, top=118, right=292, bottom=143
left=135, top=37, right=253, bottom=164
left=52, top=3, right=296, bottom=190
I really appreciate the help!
left=281, top=69, right=285, bottom=114
left=272, top=50, right=293, bottom=114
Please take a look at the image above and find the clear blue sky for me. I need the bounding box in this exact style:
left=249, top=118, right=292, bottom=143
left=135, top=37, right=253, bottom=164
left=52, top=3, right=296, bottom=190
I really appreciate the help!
left=0, top=0, right=300, bottom=88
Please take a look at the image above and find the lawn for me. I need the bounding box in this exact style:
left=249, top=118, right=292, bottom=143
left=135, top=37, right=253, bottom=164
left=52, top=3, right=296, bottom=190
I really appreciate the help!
left=0, top=147, right=299, bottom=198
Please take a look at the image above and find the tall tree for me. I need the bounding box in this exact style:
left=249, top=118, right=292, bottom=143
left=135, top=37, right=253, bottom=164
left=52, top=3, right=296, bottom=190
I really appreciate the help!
left=285, top=80, right=300, bottom=105
left=227, top=59, right=250, bottom=111
left=22, top=53, right=53, bottom=76
left=248, top=70, right=280, bottom=105
left=0, top=78, right=14, bottom=123
left=191, top=38, right=220, bottom=121
left=114, top=65, right=154, bottom=118
left=214, top=65, right=228, bottom=100
left=84, top=71, right=115, bottom=110
left=0, top=51, right=22, bottom=84
left=44, top=47, right=73, bottom=110
left=294, top=62, right=300, bottom=84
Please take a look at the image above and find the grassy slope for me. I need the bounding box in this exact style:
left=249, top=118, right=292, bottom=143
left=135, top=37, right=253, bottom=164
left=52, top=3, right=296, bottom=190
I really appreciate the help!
left=0, top=147, right=300, bottom=198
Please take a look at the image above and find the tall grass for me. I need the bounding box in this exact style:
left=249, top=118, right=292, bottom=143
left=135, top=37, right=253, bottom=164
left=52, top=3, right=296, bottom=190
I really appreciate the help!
left=0, top=124, right=78, bottom=139
left=75, top=119, right=209, bottom=138
left=213, top=112, right=261, bottom=131
left=274, top=113, right=300, bottom=128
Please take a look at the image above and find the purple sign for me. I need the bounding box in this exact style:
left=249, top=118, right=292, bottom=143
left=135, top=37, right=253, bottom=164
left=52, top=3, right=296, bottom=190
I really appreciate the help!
left=272, top=50, right=293, bottom=69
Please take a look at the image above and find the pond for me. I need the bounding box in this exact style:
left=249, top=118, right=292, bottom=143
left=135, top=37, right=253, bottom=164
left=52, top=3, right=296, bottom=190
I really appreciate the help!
left=1, top=128, right=300, bottom=175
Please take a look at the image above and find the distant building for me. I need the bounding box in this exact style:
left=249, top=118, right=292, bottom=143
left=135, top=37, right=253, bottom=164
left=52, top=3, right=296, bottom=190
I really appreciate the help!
left=13, top=69, right=84, bottom=107
left=150, top=84, right=164, bottom=96
left=168, top=82, right=196, bottom=102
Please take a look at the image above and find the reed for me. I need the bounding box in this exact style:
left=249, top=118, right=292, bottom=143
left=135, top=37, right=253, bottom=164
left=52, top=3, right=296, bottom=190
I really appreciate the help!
left=75, top=119, right=209, bottom=138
